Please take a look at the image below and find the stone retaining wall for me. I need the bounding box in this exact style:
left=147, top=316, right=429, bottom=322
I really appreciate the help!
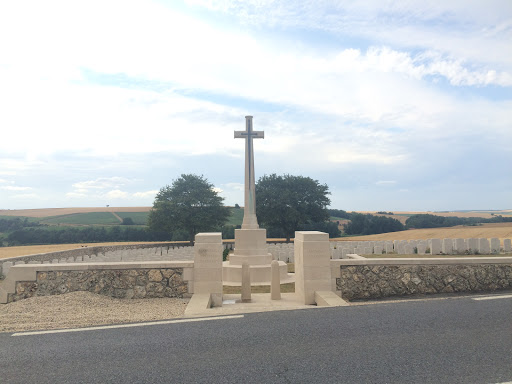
left=335, top=262, right=512, bottom=301
left=0, top=261, right=193, bottom=304
left=0, top=240, right=295, bottom=278
left=9, top=268, right=188, bottom=303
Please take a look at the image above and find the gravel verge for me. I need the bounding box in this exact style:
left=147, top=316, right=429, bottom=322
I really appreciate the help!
left=0, top=292, right=189, bottom=333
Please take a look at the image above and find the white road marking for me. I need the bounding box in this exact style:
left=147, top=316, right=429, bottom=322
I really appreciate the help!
left=472, top=294, right=512, bottom=301
left=11, top=314, right=244, bottom=337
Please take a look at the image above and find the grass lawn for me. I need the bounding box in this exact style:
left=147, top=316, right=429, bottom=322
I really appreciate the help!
left=226, top=207, right=244, bottom=226
left=115, top=212, right=150, bottom=225
left=40, top=212, right=120, bottom=226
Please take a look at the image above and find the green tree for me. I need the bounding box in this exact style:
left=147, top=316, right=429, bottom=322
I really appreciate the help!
left=121, top=217, right=134, bottom=225
left=255, top=174, right=331, bottom=242
left=147, top=174, right=230, bottom=243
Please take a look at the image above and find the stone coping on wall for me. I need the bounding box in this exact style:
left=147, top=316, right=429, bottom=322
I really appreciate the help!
left=0, top=261, right=194, bottom=304
left=330, top=257, right=512, bottom=290
left=332, top=257, right=512, bottom=267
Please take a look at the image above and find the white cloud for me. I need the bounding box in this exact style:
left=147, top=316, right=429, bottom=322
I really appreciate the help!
left=10, top=193, right=40, bottom=200
left=71, top=177, right=133, bottom=192
left=105, top=190, right=129, bottom=199
left=0, top=186, right=32, bottom=191
left=133, top=190, right=158, bottom=199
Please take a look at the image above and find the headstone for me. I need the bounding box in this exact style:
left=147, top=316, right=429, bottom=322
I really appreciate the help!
left=2, top=261, right=13, bottom=276
left=430, top=239, right=442, bottom=255
left=442, top=239, right=453, bottom=255
left=270, top=260, right=281, bottom=300
left=193, top=232, right=223, bottom=306
left=504, top=239, right=511, bottom=252
left=453, top=238, right=466, bottom=254
left=417, top=243, right=427, bottom=255
left=385, top=242, right=394, bottom=254
left=490, top=238, right=500, bottom=254
left=404, top=244, right=413, bottom=255
left=478, top=238, right=490, bottom=254
left=467, top=238, right=478, bottom=254
left=374, top=245, right=384, bottom=255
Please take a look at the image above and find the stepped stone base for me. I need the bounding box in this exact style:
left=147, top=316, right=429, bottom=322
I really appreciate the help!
left=222, top=260, right=294, bottom=286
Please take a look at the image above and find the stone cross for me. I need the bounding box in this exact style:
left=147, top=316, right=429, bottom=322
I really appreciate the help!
left=235, top=116, right=264, bottom=229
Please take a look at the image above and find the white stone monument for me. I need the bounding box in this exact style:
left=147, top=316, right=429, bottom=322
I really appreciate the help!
left=193, top=232, right=223, bottom=306
left=223, top=116, right=290, bottom=285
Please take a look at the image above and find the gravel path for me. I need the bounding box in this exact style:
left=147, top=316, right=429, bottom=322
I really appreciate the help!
left=0, top=292, right=189, bottom=333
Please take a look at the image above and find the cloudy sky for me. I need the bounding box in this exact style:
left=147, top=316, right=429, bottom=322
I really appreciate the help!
left=0, top=0, right=511, bottom=211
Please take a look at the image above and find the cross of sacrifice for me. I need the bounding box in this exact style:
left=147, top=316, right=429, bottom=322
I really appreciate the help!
left=234, top=116, right=264, bottom=229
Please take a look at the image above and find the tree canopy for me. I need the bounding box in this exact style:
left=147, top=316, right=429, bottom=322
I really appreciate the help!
left=343, top=213, right=404, bottom=235
left=255, top=174, right=331, bottom=242
left=147, top=174, right=230, bottom=243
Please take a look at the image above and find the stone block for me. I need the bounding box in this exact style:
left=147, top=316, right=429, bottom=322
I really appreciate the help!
left=430, top=239, right=442, bottom=255
left=467, top=238, right=479, bottom=254
left=295, top=231, right=329, bottom=242
left=193, top=232, right=223, bottom=304
left=490, top=238, right=500, bottom=254
left=442, top=239, right=453, bottom=255
left=385, top=243, right=394, bottom=254
left=302, top=266, right=331, bottom=281
left=193, top=268, right=223, bottom=281
left=453, top=238, right=466, bottom=254
left=478, top=238, right=490, bottom=254
left=504, top=239, right=511, bottom=252
left=2, top=261, right=13, bottom=277
left=295, top=231, right=331, bottom=305
left=374, top=245, right=384, bottom=255
left=417, top=243, right=427, bottom=255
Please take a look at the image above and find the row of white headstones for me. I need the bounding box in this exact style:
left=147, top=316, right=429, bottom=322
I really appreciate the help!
left=330, top=238, right=512, bottom=258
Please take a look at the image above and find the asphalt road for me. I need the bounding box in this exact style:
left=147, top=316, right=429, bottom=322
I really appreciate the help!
left=1, top=294, right=511, bottom=384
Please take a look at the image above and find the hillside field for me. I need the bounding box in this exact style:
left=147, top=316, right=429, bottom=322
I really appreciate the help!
left=1, top=207, right=511, bottom=258
left=339, top=223, right=512, bottom=243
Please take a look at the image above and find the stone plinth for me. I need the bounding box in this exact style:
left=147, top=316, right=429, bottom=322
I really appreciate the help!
left=294, top=231, right=331, bottom=305
left=193, top=232, right=223, bottom=306
left=223, top=228, right=292, bottom=285
left=229, top=229, right=272, bottom=265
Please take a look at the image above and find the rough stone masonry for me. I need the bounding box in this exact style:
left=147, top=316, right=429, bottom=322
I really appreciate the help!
left=336, top=264, right=512, bottom=301
left=9, top=268, right=188, bottom=303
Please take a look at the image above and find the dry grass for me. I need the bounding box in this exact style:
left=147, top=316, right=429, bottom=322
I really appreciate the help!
left=0, top=242, right=174, bottom=260
left=0, top=207, right=151, bottom=218
left=359, top=210, right=511, bottom=219
left=336, top=223, right=512, bottom=244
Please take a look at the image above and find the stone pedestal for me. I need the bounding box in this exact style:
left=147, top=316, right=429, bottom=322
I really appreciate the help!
left=193, top=233, right=223, bottom=307
left=222, top=228, right=291, bottom=286
left=294, top=231, right=331, bottom=305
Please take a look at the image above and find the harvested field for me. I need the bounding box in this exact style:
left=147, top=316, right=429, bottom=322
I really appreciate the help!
left=0, top=242, right=175, bottom=259
left=336, top=223, right=512, bottom=243
left=0, top=207, right=151, bottom=218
